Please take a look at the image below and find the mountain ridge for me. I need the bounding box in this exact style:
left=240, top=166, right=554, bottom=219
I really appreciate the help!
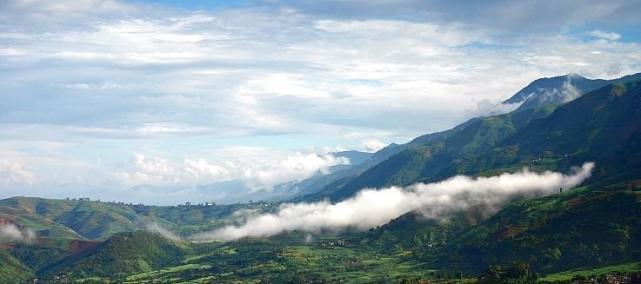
left=299, top=73, right=641, bottom=202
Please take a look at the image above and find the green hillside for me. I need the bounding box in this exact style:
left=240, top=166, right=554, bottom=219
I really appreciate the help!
left=540, top=262, right=641, bottom=282
left=311, top=101, right=558, bottom=202
left=43, top=231, right=188, bottom=280
left=0, top=249, right=34, bottom=283
left=306, top=76, right=641, bottom=206
left=295, top=77, right=641, bottom=278
left=0, top=197, right=275, bottom=241
left=502, top=74, right=609, bottom=107
left=429, top=179, right=641, bottom=274
left=9, top=240, right=79, bottom=277
left=474, top=80, right=641, bottom=179
left=122, top=238, right=431, bottom=283
left=0, top=197, right=140, bottom=240
left=338, top=78, right=641, bottom=275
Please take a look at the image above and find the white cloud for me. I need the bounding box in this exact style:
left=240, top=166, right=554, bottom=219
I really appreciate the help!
left=144, top=222, right=181, bottom=241
left=588, top=30, right=622, bottom=41
left=2, top=8, right=640, bottom=140
left=236, top=73, right=330, bottom=99
left=464, top=99, right=523, bottom=119
left=0, top=48, right=26, bottom=56
left=192, top=163, right=594, bottom=241
left=464, top=75, right=583, bottom=118
left=115, top=154, right=230, bottom=186
left=0, top=157, right=36, bottom=187
left=361, top=139, right=386, bottom=152
left=60, top=82, right=125, bottom=90
left=115, top=150, right=349, bottom=190
left=237, top=152, right=350, bottom=190
left=313, top=19, right=486, bottom=47
left=0, top=223, right=36, bottom=243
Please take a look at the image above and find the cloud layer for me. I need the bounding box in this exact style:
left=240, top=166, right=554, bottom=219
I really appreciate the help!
left=115, top=150, right=349, bottom=190
left=0, top=157, right=36, bottom=187
left=0, top=0, right=639, bottom=203
left=194, top=163, right=594, bottom=241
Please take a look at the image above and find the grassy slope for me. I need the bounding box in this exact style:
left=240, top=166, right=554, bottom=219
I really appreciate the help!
left=317, top=105, right=557, bottom=202
left=352, top=79, right=641, bottom=274
left=0, top=198, right=83, bottom=240
left=0, top=197, right=276, bottom=241
left=0, top=197, right=138, bottom=240
left=0, top=249, right=34, bottom=283
left=9, top=241, right=78, bottom=276
left=427, top=179, right=641, bottom=274
left=470, top=80, right=641, bottom=179
left=17, top=179, right=641, bottom=282
left=0, top=198, right=277, bottom=281
left=122, top=239, right=434, bottom=283
left=42, top=231, right=189, bottom=280
left=540, top=261, right=641, bottom=282
left=291, top=79, right=641, bottom=276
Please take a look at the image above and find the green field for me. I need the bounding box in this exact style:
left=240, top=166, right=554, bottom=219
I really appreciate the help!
left=540, top=262, right=641, bottom=282
left=122, top=239, right=438, bottom=283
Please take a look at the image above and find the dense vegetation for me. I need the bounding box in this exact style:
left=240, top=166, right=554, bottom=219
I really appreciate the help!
left=304, top=73, right=641, bottom=203
left=42, top=231, right=188, bottom=279
left=0, top=249, right=33, bottom=283
left=430, top=181, right=641, bottom=273
left=0, top=197, right=276, bottom=240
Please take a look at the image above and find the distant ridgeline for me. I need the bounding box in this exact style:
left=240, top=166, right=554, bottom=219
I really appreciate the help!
left=1, top=73, right=641, bottom=282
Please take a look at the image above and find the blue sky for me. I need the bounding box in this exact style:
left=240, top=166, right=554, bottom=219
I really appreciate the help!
left=0, top=0, right=640, bottom=204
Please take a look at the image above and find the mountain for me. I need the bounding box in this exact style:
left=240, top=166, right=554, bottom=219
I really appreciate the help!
left=464, top=78, right=641, bottom=179
left=0, top=197, right=145, bottom=240
left=304, top=105, right=557, bottom=202
left=428, top=177, right=641, bottom=274
left=43, top=231, right=188, bottom=279
left=0, top=197, right=275, bottom=241
left=333, top=150, right=373, bottom=165
left=311, top=78, right=640, bottom=281
left=503, top=74, right=609, bottom=111
left=301, top=73, right=641, bottom=203
left=341, top=76, right=641, bottom=274
left=288, top=143, right=404, bottom=201
left=503, top=73, right=641, bottom=111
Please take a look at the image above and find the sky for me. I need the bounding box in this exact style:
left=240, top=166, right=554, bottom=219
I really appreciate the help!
left=0, top=0, right=640, bottom=204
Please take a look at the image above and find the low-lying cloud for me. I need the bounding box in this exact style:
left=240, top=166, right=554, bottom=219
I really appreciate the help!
left=465, top=99, right=523, bottom=118
left=0, top=223, right=36, bottom=243
left=144, top=222, right=181, bottom=242
left=193, top=163, right=594, bottom=241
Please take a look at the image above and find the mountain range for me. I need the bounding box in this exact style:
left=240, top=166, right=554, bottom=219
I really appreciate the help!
left=1, top=72, right=641, bottom=283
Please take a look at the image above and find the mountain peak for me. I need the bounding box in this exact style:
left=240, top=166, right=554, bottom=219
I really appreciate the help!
left=566, top=72, right=586, bottom=79
left=503, top=74, right=611, bottom=111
